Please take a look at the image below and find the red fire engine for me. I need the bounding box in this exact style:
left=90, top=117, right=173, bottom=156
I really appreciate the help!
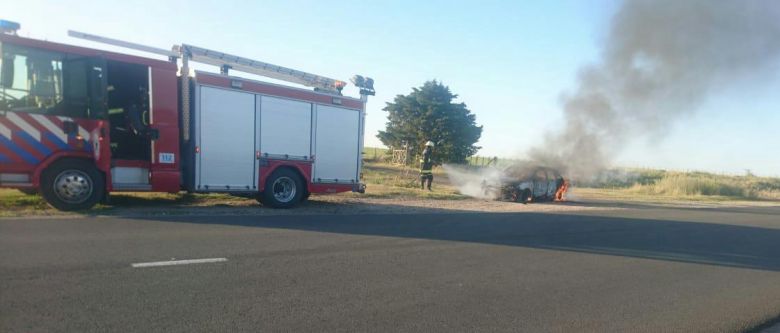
left=0, top=20, right=374, bottom=210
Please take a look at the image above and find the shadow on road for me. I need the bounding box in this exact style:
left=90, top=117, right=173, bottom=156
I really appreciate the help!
left=563, top=199, right=780, bottom=217
left=130, top=204, right=780, bottom=272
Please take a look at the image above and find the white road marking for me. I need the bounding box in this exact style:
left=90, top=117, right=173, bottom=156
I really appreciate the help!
left=131, top=258, right=228, bottom=268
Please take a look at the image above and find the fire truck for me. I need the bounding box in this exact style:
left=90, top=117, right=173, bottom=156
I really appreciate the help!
left=0, top=20, right=374, bottom=210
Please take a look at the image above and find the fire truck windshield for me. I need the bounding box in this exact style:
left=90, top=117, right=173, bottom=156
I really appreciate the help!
left=0, top=43, right=91, bottom=118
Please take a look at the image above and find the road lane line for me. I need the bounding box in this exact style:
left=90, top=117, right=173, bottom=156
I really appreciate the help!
left=131, top=258, right=228, bottom=268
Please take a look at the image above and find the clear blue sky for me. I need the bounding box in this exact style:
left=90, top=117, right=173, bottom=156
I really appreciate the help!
left=3, top=0, right=778, bottom=176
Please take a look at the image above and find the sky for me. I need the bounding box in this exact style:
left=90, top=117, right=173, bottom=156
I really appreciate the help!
left=2, top=0, right=778, bottom=176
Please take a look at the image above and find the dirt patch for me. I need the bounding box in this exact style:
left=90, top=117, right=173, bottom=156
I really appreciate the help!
left=88, top=197, right=613, bottom=218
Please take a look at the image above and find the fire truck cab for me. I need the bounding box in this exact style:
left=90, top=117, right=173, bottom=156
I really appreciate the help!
left=0, top=20, right=373, bottom=210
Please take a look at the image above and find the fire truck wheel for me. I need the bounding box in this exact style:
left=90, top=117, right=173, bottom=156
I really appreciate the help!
left=301, top=191, right=311, bottom=202
left=41, top=159, right=105, bottom=211
left=261, top=168, right=304, bottom=208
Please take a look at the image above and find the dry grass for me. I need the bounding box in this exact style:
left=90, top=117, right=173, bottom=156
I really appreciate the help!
left=585, top=170, right=780, bottom=201
left=356, top=162, right=465, bottom=200
left=362, top=147, right=390, bottom=163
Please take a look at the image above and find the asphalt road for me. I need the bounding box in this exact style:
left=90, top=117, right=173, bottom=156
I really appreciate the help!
left=2, top=203, right=780, bottom=332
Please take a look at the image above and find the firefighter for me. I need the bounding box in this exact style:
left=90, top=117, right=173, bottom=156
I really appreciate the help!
left=420, top=141, right=435, bottom=190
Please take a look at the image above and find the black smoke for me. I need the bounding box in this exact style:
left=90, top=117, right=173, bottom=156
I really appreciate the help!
left=529, top=0, right=780, bottom=180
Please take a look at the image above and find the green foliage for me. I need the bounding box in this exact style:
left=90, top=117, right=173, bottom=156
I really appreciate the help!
left=0, top=190, right=48, bottom=211
left=377, top=81, right=482, bottom=164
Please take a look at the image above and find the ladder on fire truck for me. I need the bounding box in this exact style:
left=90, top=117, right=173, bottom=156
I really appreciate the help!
left=68, top=30, right=346, bottom=93
left=67, top=30, right=374, bottom=141
left=175, top=44, right=345, bottom=93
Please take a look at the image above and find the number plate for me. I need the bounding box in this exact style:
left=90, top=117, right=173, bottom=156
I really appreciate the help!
left=159, top=153, right=175, bottom=164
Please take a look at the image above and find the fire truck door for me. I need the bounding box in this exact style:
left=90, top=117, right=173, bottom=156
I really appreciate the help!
left=196, top=86, right=256, bottom=191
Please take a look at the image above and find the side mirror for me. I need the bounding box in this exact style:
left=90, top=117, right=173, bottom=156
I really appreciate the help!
left=0, top=56, right=14, bottom=88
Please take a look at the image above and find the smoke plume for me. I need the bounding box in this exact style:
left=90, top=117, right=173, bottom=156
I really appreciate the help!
left=529, top=0, right=780, bottom=180
left=442, top=164, right=504, bottom=199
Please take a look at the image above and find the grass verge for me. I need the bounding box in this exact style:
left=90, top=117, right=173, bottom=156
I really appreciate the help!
left=0, top=189, right=259, bottom=217
left=2, top=161, right=777, bottom=217
left=583, top=169, right=780, bottom=201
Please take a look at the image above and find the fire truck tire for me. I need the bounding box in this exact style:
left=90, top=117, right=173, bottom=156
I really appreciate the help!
left=40, top=159, right=105, bottom=211
left=261, top=168, right=304, bottom=208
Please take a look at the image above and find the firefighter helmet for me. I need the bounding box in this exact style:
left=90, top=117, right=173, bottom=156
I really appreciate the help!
left=425, top=141, right=435, bottom=147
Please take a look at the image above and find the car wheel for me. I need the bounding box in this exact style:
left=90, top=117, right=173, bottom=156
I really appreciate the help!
left=41, top=159, right=104, bottom=211
left=261, top=168, right=304, bottom=209
left=521, top=189, right=532, bottom=204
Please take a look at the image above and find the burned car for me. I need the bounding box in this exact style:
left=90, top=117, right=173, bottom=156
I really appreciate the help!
left=482, top=166, right=568, bottom=203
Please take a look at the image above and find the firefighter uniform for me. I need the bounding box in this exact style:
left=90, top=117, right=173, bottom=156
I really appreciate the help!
left=420, top=143, right=434, bottom=190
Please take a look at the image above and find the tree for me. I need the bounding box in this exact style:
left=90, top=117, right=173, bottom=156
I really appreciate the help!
left=377, top=81, right=482, bottom=164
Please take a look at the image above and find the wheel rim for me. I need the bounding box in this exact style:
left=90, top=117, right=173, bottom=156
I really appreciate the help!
left=272, top=176, right=296, bottom=203
left=52, top=170, right=93, bottom=204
